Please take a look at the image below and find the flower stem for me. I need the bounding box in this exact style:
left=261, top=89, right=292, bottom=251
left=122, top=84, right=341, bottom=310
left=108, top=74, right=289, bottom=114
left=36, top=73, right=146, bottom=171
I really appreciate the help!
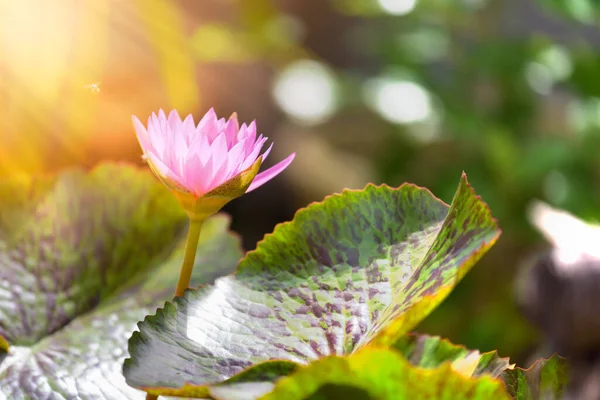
left=174, top=219, right=203, bottom=297
left=146, top=221, right=202, bottom=400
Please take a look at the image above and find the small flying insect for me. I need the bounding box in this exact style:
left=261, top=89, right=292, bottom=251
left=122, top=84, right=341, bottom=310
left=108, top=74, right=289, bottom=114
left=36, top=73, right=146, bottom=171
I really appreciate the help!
left=84, top=82, right=101, bottom=94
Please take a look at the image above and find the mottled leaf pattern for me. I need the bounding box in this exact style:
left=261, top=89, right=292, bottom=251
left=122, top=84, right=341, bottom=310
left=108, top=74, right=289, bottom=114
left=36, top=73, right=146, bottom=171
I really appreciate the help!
left=261, top=348, right=511, bottom=400
left=0, top=164, right=184, bottom=345
left=124, top=174, right=501, bottom=395
left=501, top=355, right=569, bottom=400
left=0, top=164, right=243, bottom=399
left=393, top=334, right=512, bottom=378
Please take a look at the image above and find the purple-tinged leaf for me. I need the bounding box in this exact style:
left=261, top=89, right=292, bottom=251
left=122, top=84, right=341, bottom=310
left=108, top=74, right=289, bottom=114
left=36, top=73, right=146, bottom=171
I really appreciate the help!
left=124, top=173, right=501, bottom=397
left=0, top=164, right=242, bottom=399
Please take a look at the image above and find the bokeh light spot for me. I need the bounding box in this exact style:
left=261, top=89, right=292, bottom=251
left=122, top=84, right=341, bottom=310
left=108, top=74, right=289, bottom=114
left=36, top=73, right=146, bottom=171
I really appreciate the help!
left=273, top=60, right=337, bottom=125
left=539, top=45, right=572, bottom=81
left=364, top=78, right=432, bottom=124
left=378, top=0, right=417, bottom=16
left=568, top=97, right=600, bottom=133
left=525, top=62, right=554, bottom=95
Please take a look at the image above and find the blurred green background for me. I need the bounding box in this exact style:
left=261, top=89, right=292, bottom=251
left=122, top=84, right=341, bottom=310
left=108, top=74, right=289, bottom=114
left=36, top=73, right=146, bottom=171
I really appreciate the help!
left=3, top=0, right=600, bottom=365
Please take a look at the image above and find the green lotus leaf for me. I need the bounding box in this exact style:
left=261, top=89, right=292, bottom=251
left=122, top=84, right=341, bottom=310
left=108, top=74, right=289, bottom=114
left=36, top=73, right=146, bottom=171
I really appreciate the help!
left=201, top=335, right=515, bottom=400
left=124, top=173, right=501, bottom=396
left=393, top=333, right=512, bottom=378
left=0, top=163, right=242, bottom=399
left=501, top=355, right=569, bottom=400
left=255, top=347, right=511, bottom=400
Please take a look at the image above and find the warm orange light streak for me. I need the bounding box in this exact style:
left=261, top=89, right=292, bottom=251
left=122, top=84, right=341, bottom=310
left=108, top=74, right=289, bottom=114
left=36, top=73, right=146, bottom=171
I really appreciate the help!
left=0, top=0, right=111, bottom=174
left=60, top=0, right=111, bottom=162
left=0, top=0, right=72, bottom=174
left=0, top=0, right=199, bottom=176
left=135, top=0, right=199, bottom=112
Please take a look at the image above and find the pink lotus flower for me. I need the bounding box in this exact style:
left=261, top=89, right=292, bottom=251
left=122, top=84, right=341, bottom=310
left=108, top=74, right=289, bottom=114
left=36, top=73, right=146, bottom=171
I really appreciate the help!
left=133, top=109, right=295, bottom=200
